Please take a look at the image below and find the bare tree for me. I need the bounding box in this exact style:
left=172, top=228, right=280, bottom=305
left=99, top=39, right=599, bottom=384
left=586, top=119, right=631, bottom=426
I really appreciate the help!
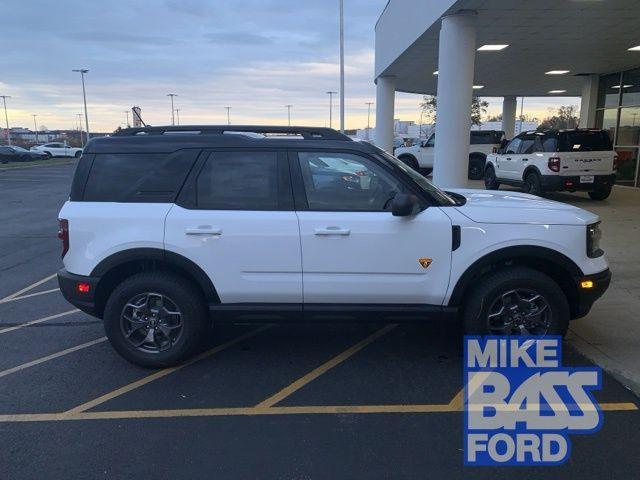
left=419, top=95, right=489, bottom=126
left=539, top=105, right=580, bottom=130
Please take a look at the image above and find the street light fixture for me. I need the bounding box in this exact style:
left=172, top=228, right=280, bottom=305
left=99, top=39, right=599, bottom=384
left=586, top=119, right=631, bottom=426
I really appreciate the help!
left=225, top=106, right=232, bottom=125
left=32, top=114, right=39, bottom=144
left=72, top=69, right=90, bottom=141
left=0, top=95, right=11, bottom=145
left=167, top=94, right=178, bottom=125
left=365, top=101, right=374, bottom=139
left=285, top=104, right=293, bottom=126
left=326, top=91, right=337, bottom=129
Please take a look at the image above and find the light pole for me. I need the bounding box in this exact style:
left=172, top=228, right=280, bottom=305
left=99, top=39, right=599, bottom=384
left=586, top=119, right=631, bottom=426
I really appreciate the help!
left=77, top=114, right=84, bottom=148
left=339, top=0, right=345, bottom=133
left=32, top=114, right=39, bottom=144
left=365, top=101, right=374, bottom=139
left=72, top=69, right=90, bottom=140
left=167, top=94, right=177, bottom=125
left=175, top=109, right=180, bottom=125
left=285, top=105, right=293, bottom=126
left=519, top=96, right=524, bottom=134
left=124, top=110, right=130, bottom=128
left=0, top=95, right=11, bottom=145
left=326, top=91, right=336, bottom=129
left=225, top=106, right=232, bottom=125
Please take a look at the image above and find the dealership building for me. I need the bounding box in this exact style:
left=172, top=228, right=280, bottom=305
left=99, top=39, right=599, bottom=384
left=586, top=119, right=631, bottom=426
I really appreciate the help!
left=375, top=0, right=640, bottom=188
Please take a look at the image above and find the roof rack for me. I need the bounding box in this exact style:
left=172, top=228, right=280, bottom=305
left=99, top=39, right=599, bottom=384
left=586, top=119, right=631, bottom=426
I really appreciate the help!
left=112, top=125, right=352, bottom=141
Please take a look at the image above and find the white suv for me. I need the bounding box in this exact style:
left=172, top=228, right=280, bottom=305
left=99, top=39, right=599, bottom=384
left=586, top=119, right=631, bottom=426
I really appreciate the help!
left=57, top=125, right=611, bottom=367
left=485, top=129, right=617, bottom=200
left=394, top=130, right=505, bottom=179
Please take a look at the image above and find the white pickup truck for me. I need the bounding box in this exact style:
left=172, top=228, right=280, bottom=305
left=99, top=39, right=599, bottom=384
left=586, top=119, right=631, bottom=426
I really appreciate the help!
left=484, top=129, right=617, bottom=200
left=395, top=130, right=505, bottom=179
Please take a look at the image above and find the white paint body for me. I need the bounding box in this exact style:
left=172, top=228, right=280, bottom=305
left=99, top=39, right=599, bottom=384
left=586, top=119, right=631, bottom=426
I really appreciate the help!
left=59, top=188, right=608, bottom=308
left=31, top=142, right=82, bottom=158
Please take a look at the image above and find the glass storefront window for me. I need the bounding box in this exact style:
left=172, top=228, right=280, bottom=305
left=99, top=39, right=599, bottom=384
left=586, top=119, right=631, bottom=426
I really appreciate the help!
left=617, top=107, right=640, bottom=146
left=595, top=108, right=618, bottom=143
left=621, top=68, right=640, bottom=107
left=597, top=73, right=623, bottom=108
left=614, top=147, right=638, bottom=186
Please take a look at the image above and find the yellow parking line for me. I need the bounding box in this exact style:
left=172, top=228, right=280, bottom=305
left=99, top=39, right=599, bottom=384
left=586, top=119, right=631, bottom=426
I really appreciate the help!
left=0, top=309, right=79, bottom=335
left=65, top=325, right=272, bottom=415
left=0, top=401, right=636, bottom=423
left=0, top=288, right=60, bottom=304
left=0, top=273, right=57, bottom=302
left=255, top=324, right=397, bottom=409
left=0, top=337, right=107, bottom=379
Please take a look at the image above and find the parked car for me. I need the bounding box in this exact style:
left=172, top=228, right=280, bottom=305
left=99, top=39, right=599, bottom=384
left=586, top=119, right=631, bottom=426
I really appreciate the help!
left=30, top=142, right=83, bottom=158
left=57, top=125, right=610, bottom=367
left=484, top=129, right=617, bottom=200
left=395, top=130, right=505, bottom=179
left=0, top=145, right=48, bottom=163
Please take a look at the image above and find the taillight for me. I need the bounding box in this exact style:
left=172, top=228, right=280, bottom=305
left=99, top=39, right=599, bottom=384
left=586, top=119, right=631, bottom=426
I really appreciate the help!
left=613, top=155, right=618, bottom=171
left=58, top=219, right=69, bottom=258
left=548, top=157, right=561, bottom=172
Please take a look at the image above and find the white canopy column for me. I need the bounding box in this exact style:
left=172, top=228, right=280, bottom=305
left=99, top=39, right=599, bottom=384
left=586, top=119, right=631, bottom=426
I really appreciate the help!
left=375, top=76, right=396, bottom=153
left=432, top=12, right=477, bottom=188
left=580, top=75, right=599, bottom=128
left=501, top=95, right=517, bottom=139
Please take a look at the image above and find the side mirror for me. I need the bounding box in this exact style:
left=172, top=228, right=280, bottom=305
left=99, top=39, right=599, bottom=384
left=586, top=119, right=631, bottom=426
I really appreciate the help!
left=391, top=193, right=420, bottom=217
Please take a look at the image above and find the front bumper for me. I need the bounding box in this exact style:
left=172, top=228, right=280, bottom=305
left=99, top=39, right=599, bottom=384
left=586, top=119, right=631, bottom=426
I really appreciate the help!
left=541, top=174, right=616, bottom=192
left=57, top=268, right=101, bottom=317
left=573, top=268, right=611, bottom=319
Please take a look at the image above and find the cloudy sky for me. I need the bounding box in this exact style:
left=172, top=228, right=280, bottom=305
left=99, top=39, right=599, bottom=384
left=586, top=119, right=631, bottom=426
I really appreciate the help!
left=0, top=0, right=579, bottom=133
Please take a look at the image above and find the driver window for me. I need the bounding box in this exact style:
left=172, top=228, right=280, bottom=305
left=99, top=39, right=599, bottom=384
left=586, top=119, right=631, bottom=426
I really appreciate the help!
left=297, top=152, right=405, bottom=211
left=505, top=138, right=521, bottom=154
left=425, top=134, right=435, bottom=148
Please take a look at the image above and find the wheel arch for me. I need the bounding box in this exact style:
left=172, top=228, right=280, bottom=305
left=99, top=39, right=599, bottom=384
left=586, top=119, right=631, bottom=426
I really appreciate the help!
left=91, top=248, right=219, bottom=317
left=522, top=165, right=543, bottom=182
left=448, top=245, right=583, bottom=319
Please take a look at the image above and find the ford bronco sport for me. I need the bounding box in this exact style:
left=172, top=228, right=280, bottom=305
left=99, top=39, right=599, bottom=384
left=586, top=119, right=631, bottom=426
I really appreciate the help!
left=57, top=126, right=611, bottom=367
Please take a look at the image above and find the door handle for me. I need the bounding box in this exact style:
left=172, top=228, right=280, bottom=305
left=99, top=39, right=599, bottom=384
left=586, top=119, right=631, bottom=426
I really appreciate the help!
left=506, top=157, right=511, bottom=161
left=314, top=227, right=351, bottom=236
left=185, top=226, right=222, bottom=236
left=522, top=158, right=528, bottom=162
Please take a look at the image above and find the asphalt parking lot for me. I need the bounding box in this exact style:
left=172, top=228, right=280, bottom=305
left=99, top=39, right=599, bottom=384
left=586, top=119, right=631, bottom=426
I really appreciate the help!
left=1, top=162, right=639, bottom=479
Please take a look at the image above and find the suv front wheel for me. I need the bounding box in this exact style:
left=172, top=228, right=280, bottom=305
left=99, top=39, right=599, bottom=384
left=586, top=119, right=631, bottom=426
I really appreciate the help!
left=103, top=272, right=208, bottom=368
left=462, top=267, right=569, bottom=337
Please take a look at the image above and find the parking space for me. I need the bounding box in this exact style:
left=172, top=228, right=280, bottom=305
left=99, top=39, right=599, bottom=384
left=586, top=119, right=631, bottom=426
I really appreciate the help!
left=1, top=163, right=640, bottom=479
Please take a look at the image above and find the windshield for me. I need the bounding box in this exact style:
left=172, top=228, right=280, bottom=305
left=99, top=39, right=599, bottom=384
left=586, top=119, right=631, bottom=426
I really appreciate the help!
left=12, top=146, right=28, bottom=152
left=373, top=149, right=457, bottom=206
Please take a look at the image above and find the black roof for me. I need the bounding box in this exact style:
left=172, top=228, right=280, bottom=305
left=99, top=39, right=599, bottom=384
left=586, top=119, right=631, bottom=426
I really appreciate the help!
left=85, top=125, right=378, bottom=154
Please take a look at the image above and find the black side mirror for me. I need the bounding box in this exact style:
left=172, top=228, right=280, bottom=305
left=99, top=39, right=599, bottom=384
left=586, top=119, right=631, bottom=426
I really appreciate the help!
left=391, top=193, right=420, bottom=217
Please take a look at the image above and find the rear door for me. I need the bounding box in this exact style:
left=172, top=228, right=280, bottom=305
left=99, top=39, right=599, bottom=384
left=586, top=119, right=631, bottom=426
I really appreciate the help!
left=292, top=149, right=452, bottom=305
left=420, top=133, right=436, bottom=167
left=164, top=150, right=302, bottom=304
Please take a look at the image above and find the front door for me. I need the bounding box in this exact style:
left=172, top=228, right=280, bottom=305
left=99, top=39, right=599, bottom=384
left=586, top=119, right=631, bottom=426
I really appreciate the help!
left=420, top=134, right=436, bottom=168
left=498, top=137, right=522, bottom=180
left=293, top=150, right=452, bottom=305
left=164, top=150, right=302, bottom=304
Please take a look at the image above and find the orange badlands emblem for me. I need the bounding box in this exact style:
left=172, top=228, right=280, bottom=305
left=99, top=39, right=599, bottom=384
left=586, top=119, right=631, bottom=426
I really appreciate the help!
left=418, top=258, right=433, bottom=269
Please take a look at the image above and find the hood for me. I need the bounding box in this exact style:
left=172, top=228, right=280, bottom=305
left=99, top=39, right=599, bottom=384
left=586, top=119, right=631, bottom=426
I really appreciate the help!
left=448, top=189, right=599, bottom=226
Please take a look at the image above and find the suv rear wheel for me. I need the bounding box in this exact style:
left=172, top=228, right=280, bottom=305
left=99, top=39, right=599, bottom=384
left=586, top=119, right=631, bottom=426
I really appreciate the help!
left=588, top=185, right=612, bottom=200
left=103, top=272, right=208, bottom=368
left=524, top=172, right=544, bottom=196
left=462, top=267, right=569, bottom=337
left=468, top=154, right=485, bottom=180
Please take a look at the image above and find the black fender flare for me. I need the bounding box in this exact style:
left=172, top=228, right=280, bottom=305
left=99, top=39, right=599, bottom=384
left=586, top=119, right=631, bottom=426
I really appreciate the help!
left=522, top=165, right=543, bottom=182
left=91, top=248, right=219, bottom=303
left=448, top=245, right=583, bottom=307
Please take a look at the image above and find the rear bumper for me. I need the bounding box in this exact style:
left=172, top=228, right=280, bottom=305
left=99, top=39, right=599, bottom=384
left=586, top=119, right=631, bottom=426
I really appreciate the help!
left=572, top=268, right=611, bottom=320
left=57, top=269, right=101, bottom=316
left=541, top=174, right=616, bottom=192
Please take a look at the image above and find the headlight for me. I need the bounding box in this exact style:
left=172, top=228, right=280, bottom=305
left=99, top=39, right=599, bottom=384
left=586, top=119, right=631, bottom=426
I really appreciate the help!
left=587, top=222, right=603, bottom=258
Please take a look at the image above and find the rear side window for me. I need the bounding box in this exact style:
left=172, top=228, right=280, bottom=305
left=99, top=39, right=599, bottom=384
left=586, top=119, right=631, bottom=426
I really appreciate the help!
left=558, top=131, right=613, bottom=152
left=82, top=150, right=198, bottom=202
left=196, top=151, right=280, bottom=210
left=470, top=131, right=504, bottom=144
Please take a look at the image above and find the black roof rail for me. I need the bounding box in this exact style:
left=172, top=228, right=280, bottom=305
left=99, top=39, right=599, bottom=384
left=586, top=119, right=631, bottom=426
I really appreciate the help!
left=112, top=125, right=352, bottom=141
